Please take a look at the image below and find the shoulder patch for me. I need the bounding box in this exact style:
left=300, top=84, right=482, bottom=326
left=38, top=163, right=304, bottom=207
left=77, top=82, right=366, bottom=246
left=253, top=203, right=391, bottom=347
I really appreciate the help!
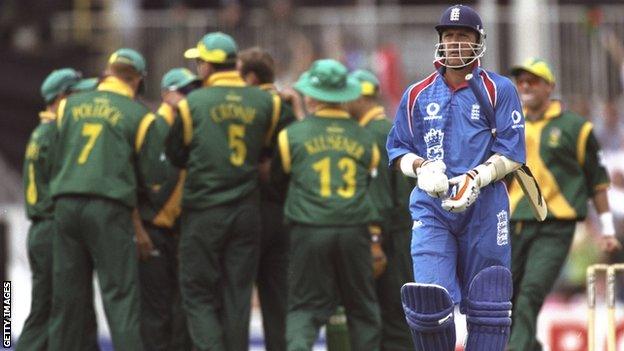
left=406, top=72, right=438, bottom=137
left=479, top=70, right=497, bottom=107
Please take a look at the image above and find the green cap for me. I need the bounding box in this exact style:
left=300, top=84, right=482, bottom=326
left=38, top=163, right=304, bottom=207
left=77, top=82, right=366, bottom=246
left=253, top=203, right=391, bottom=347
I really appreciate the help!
left=108, top=48, right=147, bottom=76
left=510, top=57, right=555, bottom=84
left=350, top=69, right=380, bottom=97
left=161, top=68, right=200, bottom=90
left=184, top=32, right=238, bottom=64
left=294, top=59, right=361, bottom=103
left=40, top=68, right=82, bottom=104
left=72, top=77, right=99, bottom=93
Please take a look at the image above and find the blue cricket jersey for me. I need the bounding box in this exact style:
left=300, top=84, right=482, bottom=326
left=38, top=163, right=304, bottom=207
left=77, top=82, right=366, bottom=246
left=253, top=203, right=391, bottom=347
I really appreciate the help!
left=387, top=64, right=526, bottom=219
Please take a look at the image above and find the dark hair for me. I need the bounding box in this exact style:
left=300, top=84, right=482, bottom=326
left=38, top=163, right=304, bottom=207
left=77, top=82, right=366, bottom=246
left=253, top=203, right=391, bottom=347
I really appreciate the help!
left=211, top=62, right=238, bottom=72
left=108, top=62, right=141, bottom=83
left=238, top=47, right=275, bottom=84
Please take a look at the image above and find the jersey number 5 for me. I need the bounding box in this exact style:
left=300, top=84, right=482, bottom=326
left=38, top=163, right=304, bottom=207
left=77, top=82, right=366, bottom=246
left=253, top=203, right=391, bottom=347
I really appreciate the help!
left=229, top=124, right=246, bottom=166
left=78, top=123, right=103, bottom=164
left=312, top=157, right=357, bottom=198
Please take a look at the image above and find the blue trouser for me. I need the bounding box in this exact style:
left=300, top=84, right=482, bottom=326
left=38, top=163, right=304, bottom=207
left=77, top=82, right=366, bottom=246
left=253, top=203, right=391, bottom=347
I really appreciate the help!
left=409, top=184, right=511, bottom=307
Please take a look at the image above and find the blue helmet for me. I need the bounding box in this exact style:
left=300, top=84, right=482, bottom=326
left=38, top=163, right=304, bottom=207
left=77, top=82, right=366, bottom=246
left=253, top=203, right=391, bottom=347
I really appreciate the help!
left=434, top=5, right=486, bottom=68
left=435, top=5, right=485, bottom=42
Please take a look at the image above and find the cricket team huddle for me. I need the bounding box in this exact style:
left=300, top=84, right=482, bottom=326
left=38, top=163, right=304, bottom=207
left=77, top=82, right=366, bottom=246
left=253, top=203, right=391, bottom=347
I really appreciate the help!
left=17, top=4, right=623, bottom=351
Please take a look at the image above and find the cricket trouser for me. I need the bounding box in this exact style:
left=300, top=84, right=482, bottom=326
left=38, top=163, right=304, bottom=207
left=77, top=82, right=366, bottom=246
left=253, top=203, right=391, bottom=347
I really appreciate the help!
left=16, top=219, right=99, bottom=351
left=286, top=223, right=381, bottom=351
left=376, top=211, right=414, bottom=351
left=508, top=220, right=575, bottom=351
left=138, top=223, right=191, bottom=351
left=179, top=193, right=261, bottom=351
left=49, top=196, right=143, bottom=351
left=257, top=199, right=289, bottom=351
left=409, top=183, right=511, bottom=307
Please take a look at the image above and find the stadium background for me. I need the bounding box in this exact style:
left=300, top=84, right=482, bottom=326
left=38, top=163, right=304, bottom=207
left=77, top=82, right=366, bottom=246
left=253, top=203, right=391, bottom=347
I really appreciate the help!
left=2, top=0, right=624, bottom=350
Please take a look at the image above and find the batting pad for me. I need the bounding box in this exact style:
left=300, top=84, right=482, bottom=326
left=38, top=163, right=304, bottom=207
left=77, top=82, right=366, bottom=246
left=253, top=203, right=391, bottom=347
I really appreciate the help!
left=401, top=283, right=456, bottom=351
left=465, top=266, right=513, bottom=351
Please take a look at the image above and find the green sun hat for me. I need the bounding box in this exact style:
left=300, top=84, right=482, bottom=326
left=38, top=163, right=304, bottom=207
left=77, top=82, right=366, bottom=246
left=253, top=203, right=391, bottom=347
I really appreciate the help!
left=71, top=77, right=99, bottom=93
left=294, top=59, right=361, bottom=103
left=108, top=48, right=147, bottom=76
left=40, top=68, right=82, bottom=104
left=510, top=57, right=555, bottom=84
left=161, top=68, right=200, bottom=90
left=350, top=69, right=380, bottom=97
left=184, top=32, right=238, bottom=64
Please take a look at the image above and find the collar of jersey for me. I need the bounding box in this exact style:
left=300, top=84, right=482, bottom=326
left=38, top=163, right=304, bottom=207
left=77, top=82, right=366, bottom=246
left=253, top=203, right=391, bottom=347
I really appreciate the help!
left=204, top=71, right=246, bottom=87
left=157, top=103, right=175, bottom=126
left=39, top=110, right=56, bottom=122
left=259, top=83, right=277, bottom=92
left=97, top=76, right=135, bottom=98
left=359, top=106, right=385, bottom=126
left=524, top=100, right=561, bottom=121
left=314, top=108, right=350, bottom=119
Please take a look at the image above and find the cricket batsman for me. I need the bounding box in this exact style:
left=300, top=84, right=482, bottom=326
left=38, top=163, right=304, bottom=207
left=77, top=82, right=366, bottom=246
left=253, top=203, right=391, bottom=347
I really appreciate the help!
left=387, top=5, right=526, bottom=350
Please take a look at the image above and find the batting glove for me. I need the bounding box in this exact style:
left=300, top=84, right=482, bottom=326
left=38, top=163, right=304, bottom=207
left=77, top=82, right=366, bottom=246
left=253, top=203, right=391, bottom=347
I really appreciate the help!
left=416, top=159, right=449, bottom=198
left=441, top=170, right=480, bottom=212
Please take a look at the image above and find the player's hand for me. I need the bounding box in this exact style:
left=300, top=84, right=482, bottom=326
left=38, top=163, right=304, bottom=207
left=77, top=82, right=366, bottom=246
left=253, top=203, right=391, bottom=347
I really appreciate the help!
left=598, top=236, right=623, bottom=254
left=134, top=224, right=155, bottom=261
left=441, top=170, right=480, bottom=212
left=416, top=159, right=449, bottom=198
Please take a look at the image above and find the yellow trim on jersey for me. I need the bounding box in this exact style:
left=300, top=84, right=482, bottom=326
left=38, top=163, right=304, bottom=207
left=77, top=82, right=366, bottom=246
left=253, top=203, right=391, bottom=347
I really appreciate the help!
left=205, top=71, right=246, bottom=87
left=56, top=98, right=68, bottom=128
left=39, top=110, right=56, bottom=122
left=177, top=99, right=193, bottom=146
left=577, top=122, right=594, bottom=167
left=157, top=103, right=175, bottom=126
left=135, top=113, right=156, bottom=152
left=97, top=76, right=135, bottom=98
left=315, top=108, right=350, bottom=119
left=370, top=144, right=380, bottom=172
left=523, top=100, right=562, bottom=122
left=509, top=115, right=576, bottom=218
left=152, top=170, right=186, bottom=228
left=359, top=106, right=386, bottom=127
left=264, top=94, right=282, bottom=146
left=278, top=129, right=291, bottom=174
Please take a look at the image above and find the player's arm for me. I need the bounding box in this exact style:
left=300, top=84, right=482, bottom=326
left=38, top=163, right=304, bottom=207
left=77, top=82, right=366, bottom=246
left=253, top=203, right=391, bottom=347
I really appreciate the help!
left=579, top=124, right=622, bottom=252
left=268, top=129, right=291, bottom=200
left=388, top=90, right=449, bottom=197
left=165, top=99, right=192, bottom=168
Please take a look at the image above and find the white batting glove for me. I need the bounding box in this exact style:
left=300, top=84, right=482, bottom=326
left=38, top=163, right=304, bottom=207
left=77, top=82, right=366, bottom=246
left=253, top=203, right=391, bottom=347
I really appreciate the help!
left=441, top=170, right=480, bottom=212
left=416, top=160, right=449, bottom=198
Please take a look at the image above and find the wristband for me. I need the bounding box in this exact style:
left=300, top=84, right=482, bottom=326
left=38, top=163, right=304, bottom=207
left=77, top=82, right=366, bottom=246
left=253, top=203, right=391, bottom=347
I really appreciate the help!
left=400, top=153, right=420, bottom=178
left=599, top=212, right=616, bottom=236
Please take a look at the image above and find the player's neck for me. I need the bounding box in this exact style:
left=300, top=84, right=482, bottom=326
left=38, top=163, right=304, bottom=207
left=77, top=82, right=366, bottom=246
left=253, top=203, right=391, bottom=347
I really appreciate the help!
left=444, top=66, right=472, bottom=89
left=525, top=102, right=550, bottom=121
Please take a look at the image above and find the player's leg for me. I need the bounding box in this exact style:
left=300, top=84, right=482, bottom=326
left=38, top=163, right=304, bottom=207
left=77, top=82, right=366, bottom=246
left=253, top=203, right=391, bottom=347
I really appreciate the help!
left=48, top=197, right=96, bottom=351
left=507, top=221, right=575, bottom=351
left=86, top=198, right=143, bottom=351
left=286, top=224, right=339, bottom=351
left=458, top=184, right=512, bottom=351
left=336, top=225, right=381, bottom=351
left=257, top=200, right=288, bottom=351
left=178, top=207, right=228, bottom=351
left=15, top=220, right=53, bottom=351
left=138, top=225, right=176, bottom=351
left=222, top=197, right=261, bottom=351
left=403, top=215, right=459, bottom=350
left=375, top=218, right=414, bottom=351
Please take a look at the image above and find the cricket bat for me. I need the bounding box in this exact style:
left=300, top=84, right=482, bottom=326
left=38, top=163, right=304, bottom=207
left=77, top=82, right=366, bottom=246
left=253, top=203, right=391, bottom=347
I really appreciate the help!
left=465, top=71, right=548, bottom=221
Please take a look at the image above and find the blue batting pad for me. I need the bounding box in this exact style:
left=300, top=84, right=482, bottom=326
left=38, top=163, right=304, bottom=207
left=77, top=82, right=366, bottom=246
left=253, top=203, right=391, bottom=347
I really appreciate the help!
left=465, top=266, right=512, bottom=351
left=401, top=283, right=456, bottom=351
